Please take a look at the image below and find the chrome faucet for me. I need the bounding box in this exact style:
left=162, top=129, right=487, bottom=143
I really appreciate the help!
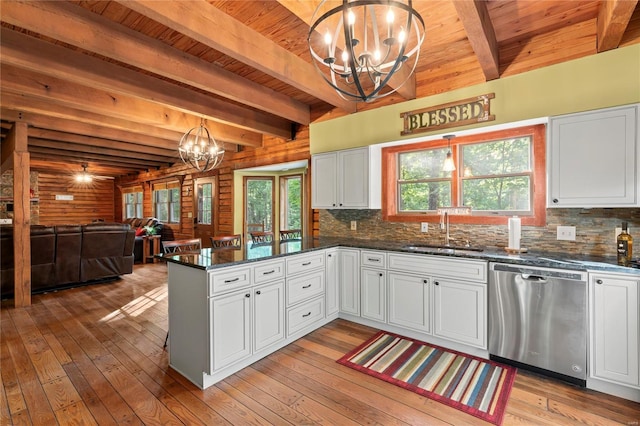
left=440, top=211, right=451, bottom=246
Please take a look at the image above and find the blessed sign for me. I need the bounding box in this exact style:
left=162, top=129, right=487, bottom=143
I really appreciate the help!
left=401, top=93, right=495, bottom=136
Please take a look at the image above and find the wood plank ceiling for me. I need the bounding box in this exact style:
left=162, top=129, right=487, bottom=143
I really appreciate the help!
left=1, top=0, right=639, bottom=178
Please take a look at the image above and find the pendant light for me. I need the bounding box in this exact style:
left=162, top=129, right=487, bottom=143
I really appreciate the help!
left=442, top=134, right=456, bottom=172
left=178, top=118, right=225, bottom=172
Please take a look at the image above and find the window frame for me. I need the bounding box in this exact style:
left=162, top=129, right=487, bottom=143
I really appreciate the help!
left=279, top=174, right=303, bottom=232
left=382, top=125, right=546, bottom=226
left=152, top=181, right=181, bottom=224
left=122, top=186, right=143, bottom=219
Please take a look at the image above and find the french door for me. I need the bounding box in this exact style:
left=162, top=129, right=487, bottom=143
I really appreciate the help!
left=194, top=177, right=216, bottom=248
left=244, top=177, right=274, bottom=239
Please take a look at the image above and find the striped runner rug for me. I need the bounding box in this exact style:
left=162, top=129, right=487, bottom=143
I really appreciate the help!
left=337, top=331, right=517, bottom=425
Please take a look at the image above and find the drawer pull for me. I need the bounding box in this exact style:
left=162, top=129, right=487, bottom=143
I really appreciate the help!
left=263, top=270, right=276, bottom=275
left=256, top=290, right=262, bottom=295
left=224, top=277, right=240, bottom=283
left=245, top=293, right=250, bottom=298
left=368, top=258, right=380, bottom=262
left=596, top=279, right=603, bottom=284
left=302, top=284, right=311, bottom=289
left=302, top=312, right=312, bottom=317
left=302, top=261, right=312, bottom=266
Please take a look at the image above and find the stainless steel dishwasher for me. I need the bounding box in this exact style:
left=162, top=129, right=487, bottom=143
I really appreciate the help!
left=488, top=262, right=588, bottom=386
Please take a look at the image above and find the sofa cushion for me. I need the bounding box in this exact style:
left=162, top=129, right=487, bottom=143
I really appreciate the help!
left=135, top=227, right=145, bottom=236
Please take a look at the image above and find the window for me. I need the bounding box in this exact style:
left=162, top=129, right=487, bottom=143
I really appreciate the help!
left=280, top=175, right=302, bottom=231
left=244, top=177, right=274, bottom=234
left=122, top=188, right=143, bottom=219
left=153, top=181, right=181, bottom=223
left=382, top=125, right=546, bottom=226
left=197, top=182, right=213, bottom=225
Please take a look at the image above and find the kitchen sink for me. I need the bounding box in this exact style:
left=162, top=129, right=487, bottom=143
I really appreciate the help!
left=402, top=244, right=484, bottom=254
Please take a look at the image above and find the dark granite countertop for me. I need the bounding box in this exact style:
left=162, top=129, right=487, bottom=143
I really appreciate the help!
left=160, top=236, right=640, bottom=276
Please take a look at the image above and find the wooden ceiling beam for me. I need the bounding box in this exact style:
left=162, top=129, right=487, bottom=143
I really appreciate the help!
left=276, top=0, right=416, bottom=100
left=1, top=93, right=184, bottom=145
left=596, top=0, right=638, bottom=52
left=29, top=158, right=146, bottom=176
left=0, top=64, right=263, bottom=147
left=28, top=145, right=168, bottom=168
left=28, top=128, right=177, bottom=158
left=118, top=0, right=357, bottom=112
left=0, top=28, right=292, bottom=140
left=0, top=0, right=311, bottom=125
left=452, top=0, right=500, bottom=81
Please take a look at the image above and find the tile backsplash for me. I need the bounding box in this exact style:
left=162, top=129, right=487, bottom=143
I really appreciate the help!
left=319, top=208, right=640, bottom=258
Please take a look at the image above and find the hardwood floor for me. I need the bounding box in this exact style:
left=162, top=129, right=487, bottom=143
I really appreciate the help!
left=2, top=263, right=638, bottom=425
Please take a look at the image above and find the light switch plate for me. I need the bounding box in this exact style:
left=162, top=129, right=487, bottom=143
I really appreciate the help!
left=557, top=225, right=576, bottom=241
left=350, top=220, right=357, bottom=231
left=421, top=222, right=428, bottom=232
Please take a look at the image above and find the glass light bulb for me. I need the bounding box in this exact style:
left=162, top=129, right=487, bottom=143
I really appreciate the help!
left=399, top=28, right=406, bottom=43
left=386, top=9, right=394, bottom=24
left=324, top=31, right=331, bottom=45
left=348, top=10, right=355, bottom=25
left=374, top=50, right=381, bottom=61
left=342, top=50, right=349, bottom=62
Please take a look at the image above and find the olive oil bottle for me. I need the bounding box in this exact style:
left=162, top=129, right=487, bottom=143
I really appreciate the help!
left=616, top=222, right=633, bottom=266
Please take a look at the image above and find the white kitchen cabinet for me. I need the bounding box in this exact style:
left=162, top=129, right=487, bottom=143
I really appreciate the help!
left=388, top=271, right=431, bottom=333
left=311, top=147, right=381, bottom=209
left=339, top=249, right=361, bottom=316
left=361, top=268, right=386, bottom=322
left=590, top=273, right=639, bottom=388
left=433, top=277, right=486, bottom=348
left=253, top=281, right=285, bottom=352
left=548, top=104, right=639, bottom=207
left=211, top=289, right=252, bottom=371
left=325, top=248, right=340, bottom=318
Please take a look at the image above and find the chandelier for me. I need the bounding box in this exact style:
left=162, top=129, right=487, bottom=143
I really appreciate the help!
left=178, top=119, right=225, bottom=172
left=308, top=0, right=425, bottom=103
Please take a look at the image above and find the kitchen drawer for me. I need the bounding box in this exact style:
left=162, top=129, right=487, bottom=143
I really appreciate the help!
left=286, top=269, right=324, bottom=306
left=253, top=259, right=285, bottom=284
left=287, top=296, right=325, bottom=336
left=361, top=250, right=386, bottom=268
left=286, top=251, right=325, bottom=275
left=209, top=266, right=252, bottom=295
left=388, top=253, right=487, bottom=283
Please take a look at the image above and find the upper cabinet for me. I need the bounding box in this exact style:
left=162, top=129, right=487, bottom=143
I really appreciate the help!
left=548, top=104, right=639, bottom=208
left=311, top=147, right=381, bottom=209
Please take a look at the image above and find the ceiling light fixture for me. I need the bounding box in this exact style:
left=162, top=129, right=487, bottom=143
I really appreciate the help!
left=308, top=0, right=425, bottom=103
left=442, top=134, right=456, bottom=172
left=75, top=164, right=93, bottom=183
left=178, top=119, right=225, bottom=172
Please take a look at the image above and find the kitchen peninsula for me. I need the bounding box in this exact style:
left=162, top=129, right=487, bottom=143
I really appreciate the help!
left=163, top=237, right=640, bottom=402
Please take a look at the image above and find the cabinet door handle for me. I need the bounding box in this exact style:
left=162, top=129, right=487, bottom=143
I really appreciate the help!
left=302, top=312, right=312, bottom=317
left=328, top=254, right=332, bottom=257
left=423, top=279, right=428, bottom=284
left=302, top=284, right=312, bottom=289
left=263, top=270, right=275, bottom=275
left=596, top=279, right=603, bottom=284
left=245, top=293, right=250, bottom=298
left=224, top=277, right=240, bottom=283
left=302, top=261, right=312, bottom=266
left=379, top=273, right=383, bottom=277
left=434, top=281, right=440, bottom=286
left=256, top=290, right=262, bottom=295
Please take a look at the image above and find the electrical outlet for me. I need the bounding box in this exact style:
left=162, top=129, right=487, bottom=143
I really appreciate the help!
left=421, top=222, right=428, bottom=233
left=557, top=225, right=576, bottom=241
left=350, top=220, right=357, bottom=231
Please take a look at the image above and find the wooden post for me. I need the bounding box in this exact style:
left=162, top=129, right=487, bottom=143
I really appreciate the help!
left=1, top=121, right=31, bottom=307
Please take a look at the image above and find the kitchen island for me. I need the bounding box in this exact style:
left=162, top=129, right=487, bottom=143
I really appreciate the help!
left=162, top=237, right=639, bottom=401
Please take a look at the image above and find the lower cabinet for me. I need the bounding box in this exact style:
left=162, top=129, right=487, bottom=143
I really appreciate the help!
left=590, top=273, right=639, bottom=388
left=361, top=268, right=386, bottom=322
left=254, top=281, right=285, bottom=352
left=388, top=271, right=431, bottom=333
left=433, top=277, right=486, bottom=348
left=339, top=249, right=360, bottom=316
left=325, top=248, right=340, bottom=317
left=210, top=289, right=252, bottom=371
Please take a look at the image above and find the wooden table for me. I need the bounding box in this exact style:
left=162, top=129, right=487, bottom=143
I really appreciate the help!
left=143, top=235, right=161, bottom=264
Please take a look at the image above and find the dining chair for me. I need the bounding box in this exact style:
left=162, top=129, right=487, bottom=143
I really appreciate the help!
left=279, top=229, right=302, bottom=240
left=211, top=234, right=242, bottom=248
left=162, top=238, right=202, bottom=254
left=250, top=231, right=274, bottom=243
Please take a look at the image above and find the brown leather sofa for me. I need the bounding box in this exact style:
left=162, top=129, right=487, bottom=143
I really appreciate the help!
left=123, top=217, right=163, bottom=262
left=1, top=223, right=135, bottom=299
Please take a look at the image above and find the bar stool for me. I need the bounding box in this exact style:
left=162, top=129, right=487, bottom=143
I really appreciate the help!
left=162, top=238, right=202, bottom=254
left=250, top=231, right=274, bottom=243
left=279, top=229, right=301, bottom=240
left=211, top=234, right=242, bottom=248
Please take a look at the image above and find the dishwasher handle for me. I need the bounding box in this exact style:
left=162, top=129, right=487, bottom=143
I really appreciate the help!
left=491, top=262, right=586, bottom=281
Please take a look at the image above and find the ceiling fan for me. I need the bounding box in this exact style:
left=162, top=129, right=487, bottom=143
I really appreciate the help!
left=74, top=164, right=114, bottom=183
